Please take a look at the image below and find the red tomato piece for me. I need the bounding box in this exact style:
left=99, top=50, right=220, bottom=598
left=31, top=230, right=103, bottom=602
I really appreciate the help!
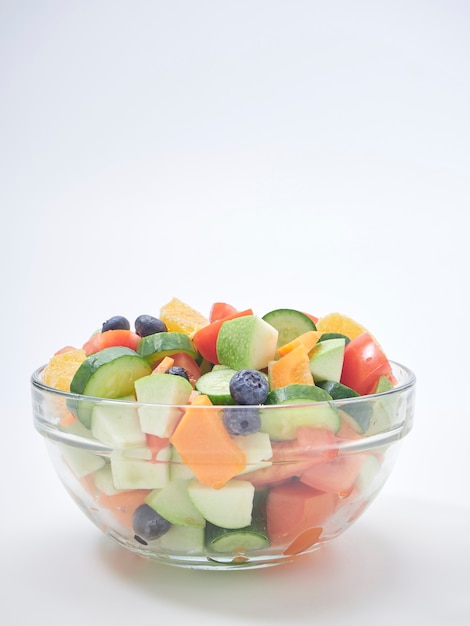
left=266, top=482, right=337, bottom=547
left=340, top=332, right=392, bottom=395
left=300, top=453, right=366, bottom=497
left=171, top=352, right=202, bottom=385
left=303, top=312, right=319, bottom=324
left=146, top=434, right=171, bottom=463
left=192, top=309, right=253, bottom=364
left=209, top=302, right=238, bottom=322
left=82, top=329, right=141, bottom=355
left=241, top=427, right=338, bottom=488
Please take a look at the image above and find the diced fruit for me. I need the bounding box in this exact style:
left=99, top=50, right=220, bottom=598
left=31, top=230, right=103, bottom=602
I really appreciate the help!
left=195, top=367, right=238, bottom=404
left=216, top=315, right=279, bottom=371
left=91, top=398, right=146, bottom=448
left=145, top=479, right=206, bottom=527
left=268, top=344, right=314, bottom=389
left=83, top=329, right=141, bottom=355
left=159, top=297, right=209, bottom=337
left=340, top=332, right=393, bottom=395
left=315, top=312, right=368, bottom=341
left=193, top=308, right=254, bottom=364
left=231, top=431, right=272, bottom=475
left=276, top=330, right=323, bottom=357
left=262, top=385, right=340, bottom=440
left=266, top=482, right=337, bottom=547
left=59, top=443, right=106, bottom=478
left=300, top=453, right=367, bottom=496
left=42, top=348, right=87, bottom=391
left=209, top=302, right=238, bottom=322
left=169, top=394, right=246, bottom=488
left=110, top=445, right=171, bottom=490
left=309, top=337, right=346, bottom=383
left=70, top=347, right=152, bottom=428
left=262, top=308, right=317, bottom=349
left=137, top=331, right=198, bottom=366
left=135, top=372, right=193, bottom=438
left=187, top=478, right=255, bottom=529
left=205, top=491, right=269, bottom=553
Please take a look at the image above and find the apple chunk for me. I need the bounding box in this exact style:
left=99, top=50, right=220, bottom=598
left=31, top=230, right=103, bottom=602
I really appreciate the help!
left=216, top=315, right=278, bottom=371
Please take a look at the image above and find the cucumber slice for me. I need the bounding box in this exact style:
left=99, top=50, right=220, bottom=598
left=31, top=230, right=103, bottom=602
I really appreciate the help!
left=137, top=332, right=198, bottom=365
left=316, top=380, right=359, bottom=400
left=195, top=368, right=237, bottom=405
left=206, top=491, right=269, bottom=554
left=317, top=381, right=372, bottom=432
left=70, top=347, right=152, bottom=428
left=262, top=385, right=340, bottom=440
left=262, top=308, right=317, bottom=348
left=318, top=332, right=351, bottom=345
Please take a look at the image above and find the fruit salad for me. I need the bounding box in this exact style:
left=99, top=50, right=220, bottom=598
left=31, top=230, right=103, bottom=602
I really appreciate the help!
left=36, top=297, right=409, bottom=564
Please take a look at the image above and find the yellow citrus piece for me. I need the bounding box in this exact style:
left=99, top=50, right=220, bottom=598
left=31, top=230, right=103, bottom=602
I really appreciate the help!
left=316, top=312, right=369, bottom=341
left=159, top=297, right=209, bottom=337
left=42, top=348, right=87, bottom=391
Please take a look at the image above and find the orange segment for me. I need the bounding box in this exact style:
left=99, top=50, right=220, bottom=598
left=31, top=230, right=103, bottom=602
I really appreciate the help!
left=160, top=297, right=209, bottom=337
left=316, top=312, right=368, bottom=341
left=42, top=348, right=87, bottom=391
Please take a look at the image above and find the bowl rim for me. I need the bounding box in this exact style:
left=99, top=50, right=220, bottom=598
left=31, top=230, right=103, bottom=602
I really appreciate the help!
left=31, top=361, right=416, bottom=453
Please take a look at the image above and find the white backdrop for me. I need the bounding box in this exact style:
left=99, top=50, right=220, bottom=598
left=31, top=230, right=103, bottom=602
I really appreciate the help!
left=1, top=1, right=469, bottom=624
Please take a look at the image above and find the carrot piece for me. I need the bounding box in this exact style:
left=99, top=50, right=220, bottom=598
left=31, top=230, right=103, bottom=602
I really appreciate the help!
left=276, top=330, right=323, bottom=357
left=268, top=344, right=314, bottom=389
left=169, top=394, right=246, bottom=489
left=283, top=526, right=322, bottom=556
left=59, top=411, right=78, bottom=427
left=152, top=356, right=175, bottom=374
left=96, top=489, right=151, bottom=529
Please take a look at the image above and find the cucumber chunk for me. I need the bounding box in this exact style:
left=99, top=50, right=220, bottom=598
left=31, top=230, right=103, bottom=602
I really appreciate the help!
left=206, top=491, right=270, bottom=555
left=262, top=308, right=317, bottom=349
left=262, top=384, right=340, bottom=440
left=206, top=491, right=269, bottom=554
left=69, top=347, right=152, bottom=428
left=195, top=367, right=238, bottom=405
left=137, top=332, right=198, bottom=365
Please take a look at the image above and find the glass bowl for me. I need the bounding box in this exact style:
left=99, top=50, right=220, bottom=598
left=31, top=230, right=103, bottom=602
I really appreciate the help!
left=31, top=361, right=415, bottom=570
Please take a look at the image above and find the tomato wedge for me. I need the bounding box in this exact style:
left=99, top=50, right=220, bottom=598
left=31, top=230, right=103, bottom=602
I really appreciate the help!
left=192, top=308, right=253, bottom=364
left=340, top=332, right=392, bottom=395
left=209, top=302, right=238, bottom=322
left=82, top=329, right=141, bottom=355
left=241, top=427, right=338, bottom=488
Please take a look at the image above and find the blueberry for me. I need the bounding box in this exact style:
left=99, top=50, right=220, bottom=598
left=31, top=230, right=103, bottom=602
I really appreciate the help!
left=166, top=366, right=190, bottom=382
left=229, top=369, right=269, bottom=405
left=135, top=314, right=168, bottom=337
left=102, top=315, right=130, bottom=332
left=223, top=406, right=261, bottom=436
left=132, top=504, right=171, bottom=543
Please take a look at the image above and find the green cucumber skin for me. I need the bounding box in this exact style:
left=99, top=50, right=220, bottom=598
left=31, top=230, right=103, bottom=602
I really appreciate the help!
left=137, top=332, right=198, bottom=364
left=69, top=347, right=151, bottom=429
left=195, top=368, right=237, bottom=405
left=262, top=308, right=317, bottom=347
left=205, top=491, right=269, bottom=553
left=318, top=332, right=351, bottom=345
left=266, top=384, right=333, bottom=405
left=316, top=380, right=359, bottom=400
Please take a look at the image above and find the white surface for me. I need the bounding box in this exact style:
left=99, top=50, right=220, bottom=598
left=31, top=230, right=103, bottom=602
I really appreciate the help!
left=1, top=1, right=469, bottom=624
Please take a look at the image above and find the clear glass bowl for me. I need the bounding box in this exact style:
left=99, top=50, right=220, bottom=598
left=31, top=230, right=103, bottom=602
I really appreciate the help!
left=31, top=361, right=415, bottom=570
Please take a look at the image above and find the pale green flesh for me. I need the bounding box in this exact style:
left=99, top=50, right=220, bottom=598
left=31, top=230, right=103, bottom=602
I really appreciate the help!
left=260, top=402, right=340, bottom=440
left=261, top=308, right=316, bottom=348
